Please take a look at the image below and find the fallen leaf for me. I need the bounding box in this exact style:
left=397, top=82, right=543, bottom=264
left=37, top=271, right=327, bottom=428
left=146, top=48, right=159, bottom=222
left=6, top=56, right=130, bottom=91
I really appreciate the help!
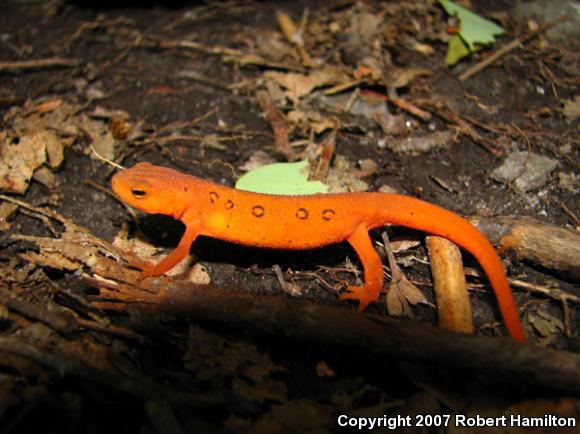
left=265, top=68, right=347, bottom=103
left=236, top=160, right=328, bottom=195
left=558, top=171, right=578, bottom=192
left=386, top=130, right=456, bottom=155
left=31, top=97, right=63, bottom=114
left=383, top=232, right=427, bottom=317
left=386, top=274, right=427, bottom=317
left=238, top=151, right=278, bottom=172
left=390, top=68, right=431, bottom=89
left=528, top=310, right=563, bottom=337
left=77, top=114, right=116, bottom=161
left=0, top=202, right=17, bottom=231
left=32, top=166, right=58, bottom=189
left=273, top=265, right=303, bottom=297
left=44, top=130, right=65, bottom=168
left=445, top=33, right=471, bottom=66
left=439, top=0, right=504, bottom=66
left=315, top=360, right=335, bottom=378
left=113, top=228, right=209, bottom=283
left=325, top=155, right=369, bottom=193
left=0, top=131, right=47, bottom=194
left=562, top=96, right=580, bottom=121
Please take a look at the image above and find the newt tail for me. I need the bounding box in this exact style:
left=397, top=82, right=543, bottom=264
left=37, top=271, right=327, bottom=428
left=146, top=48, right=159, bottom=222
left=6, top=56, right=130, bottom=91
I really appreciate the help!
left=366, top=195, right=527, bottom=343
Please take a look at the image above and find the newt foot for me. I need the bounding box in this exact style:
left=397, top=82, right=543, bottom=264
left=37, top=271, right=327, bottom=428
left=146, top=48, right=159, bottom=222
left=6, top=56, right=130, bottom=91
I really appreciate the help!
left=339, top=285, right=378, bottom=311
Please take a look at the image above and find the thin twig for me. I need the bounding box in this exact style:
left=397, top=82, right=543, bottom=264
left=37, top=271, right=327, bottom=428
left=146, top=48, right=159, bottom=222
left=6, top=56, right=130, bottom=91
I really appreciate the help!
left=90, top=144, right=125, bottom=170
left=0, top=57, right=79, bottom=72
left=459, top=16, right=568, bottom=81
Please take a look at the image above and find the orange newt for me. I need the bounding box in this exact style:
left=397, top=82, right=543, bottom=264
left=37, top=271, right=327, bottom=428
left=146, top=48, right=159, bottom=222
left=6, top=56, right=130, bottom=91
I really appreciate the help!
left=112, top=162, right=527, bottom=343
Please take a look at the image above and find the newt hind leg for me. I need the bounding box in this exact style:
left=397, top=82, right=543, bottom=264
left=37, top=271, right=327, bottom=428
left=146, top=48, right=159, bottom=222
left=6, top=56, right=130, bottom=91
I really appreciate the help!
left=339, top=224, right=384, bottom=311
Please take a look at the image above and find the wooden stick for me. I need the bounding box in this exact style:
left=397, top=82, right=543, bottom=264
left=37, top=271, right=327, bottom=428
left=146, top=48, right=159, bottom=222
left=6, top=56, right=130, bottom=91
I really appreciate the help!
left=426, top=236, right=473, bottom=334
left=0, top=57, right=78, bottom=72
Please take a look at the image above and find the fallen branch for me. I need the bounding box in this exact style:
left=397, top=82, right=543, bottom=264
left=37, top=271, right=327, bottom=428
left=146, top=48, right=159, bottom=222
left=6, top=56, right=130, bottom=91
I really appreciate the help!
left=0, top=335, right=233, bottom=409
left=471, top=216, right=580, bottom=281
left=86, top=274, right=580, bottom=397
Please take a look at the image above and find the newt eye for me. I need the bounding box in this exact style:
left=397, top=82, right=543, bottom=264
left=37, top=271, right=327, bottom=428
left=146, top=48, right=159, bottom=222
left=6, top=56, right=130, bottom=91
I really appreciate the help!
left=131, top=188, right=147, bottom=198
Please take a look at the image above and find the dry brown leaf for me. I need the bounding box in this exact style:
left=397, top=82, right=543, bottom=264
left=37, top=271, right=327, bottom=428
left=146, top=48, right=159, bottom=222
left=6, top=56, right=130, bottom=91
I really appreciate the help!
left=6, top=100, right=81, bottom=134
left=315, top=360, right=335, bottom=378
left=44, top=130, right=65, bottom=168
left=386, top=274, right=427, bottom=317
left=390, top=67, right=431, bottom=89
left=558, top=171, right=578, bottom=192
left=386, top=130, right=456, bottom=155
left=255, top=33, right=292, bottom=62
left=0, top=202, right=17, bottom=231
left=77, top=114, right=116, bottom=161
left=112, top=229, right=209, bottom=283
left=0, top=131, right=47, bottom=194
left=528, top=310, right=563, bottom=337
left=356, top=159, right=380, bottom=177
left=238, top=151, right=277, bottom=172
left=562, top=96, right=580, bottom=121
left=3, top=100, right=80, bottom=170
left=378, top=184, right=399, bottom=194
left=310, top=116, right=339, bottom=134
left=265, top=68, right=347, bottom=103
left=32, top=166, right=58, bottom=189
left=273, top=265, right=303, bottom=297
left=383, top=232, right=427, bottom=317
left=31, top=97, right=63, bottom=114
left=324, top=156, right=369, bottom=193
left=390, top=239, right=421, bottom=253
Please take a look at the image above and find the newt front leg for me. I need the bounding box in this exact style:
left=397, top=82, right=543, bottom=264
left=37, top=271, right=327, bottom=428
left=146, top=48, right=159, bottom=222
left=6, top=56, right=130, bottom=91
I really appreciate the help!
left=140, top=222, right=201, bottom=279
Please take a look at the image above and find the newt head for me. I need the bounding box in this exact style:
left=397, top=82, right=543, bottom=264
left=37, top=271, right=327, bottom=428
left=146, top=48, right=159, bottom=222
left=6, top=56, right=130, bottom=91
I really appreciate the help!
left=111, top=162, right=189, bottom=218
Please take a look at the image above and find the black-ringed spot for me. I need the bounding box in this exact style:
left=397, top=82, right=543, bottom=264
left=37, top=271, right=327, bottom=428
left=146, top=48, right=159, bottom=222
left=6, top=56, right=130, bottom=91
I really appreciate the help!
left=322, top=209, right=335, bottom=221
left=131, top=188, right=146, bottom=198
left=209, top=191, right=219, bottom=204
left=252, top=205, right=265, bottom=218
left=296, top=208, right=308, bottom=220
left=225, top=200, right=234, bottom=210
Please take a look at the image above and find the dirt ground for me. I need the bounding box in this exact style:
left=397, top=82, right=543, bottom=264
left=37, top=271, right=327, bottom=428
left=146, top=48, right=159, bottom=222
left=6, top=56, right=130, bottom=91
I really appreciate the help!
left=1, top=1, right=579, bottom=433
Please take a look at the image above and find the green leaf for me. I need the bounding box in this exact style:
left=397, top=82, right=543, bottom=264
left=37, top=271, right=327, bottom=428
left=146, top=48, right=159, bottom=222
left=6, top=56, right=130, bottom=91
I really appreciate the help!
left=445, top=33, right=471, bottom=66
left=439, top=0, right=504, bottom=51
left=236, top=160, right=329, bottom=195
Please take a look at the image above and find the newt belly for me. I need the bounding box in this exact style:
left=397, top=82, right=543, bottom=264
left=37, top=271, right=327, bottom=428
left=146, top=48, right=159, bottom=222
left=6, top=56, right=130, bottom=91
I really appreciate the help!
left=111, top=162, right=527, bottom=343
